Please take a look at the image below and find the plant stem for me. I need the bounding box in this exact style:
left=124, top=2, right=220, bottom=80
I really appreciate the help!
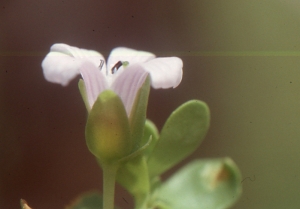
left=103, top=163, right=118, bottom=209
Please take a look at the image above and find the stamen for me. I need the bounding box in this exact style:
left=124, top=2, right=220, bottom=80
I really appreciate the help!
left=99, top=59, right=104, bottom=70
left=111, top=61, right=123, bottom=74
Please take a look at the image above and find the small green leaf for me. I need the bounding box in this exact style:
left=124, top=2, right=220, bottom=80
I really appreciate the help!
left=141, top=119, right=159, bottom=159
left=155, top=158, right=242, bottom=209
left=78, top=79, right=91, bottom=112
left=115, top=120, right=158, bottom=208
left=129, top=76, right=150, bottom=151
left=115, top=119, right=158, bottom=206
left=116, top=156, right=150, bottom=208
left=148, top=100, right=210, bottom=178
left=85, top=90, right=131, bottom=164
left=65, top=192, right=104, bottom=209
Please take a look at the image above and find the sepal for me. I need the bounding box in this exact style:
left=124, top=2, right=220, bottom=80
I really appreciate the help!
left=128, top=76, right=151, bottom=151
left=141, top=119, right=159, bottom=159
left=85, top=90, right=131, bottom=163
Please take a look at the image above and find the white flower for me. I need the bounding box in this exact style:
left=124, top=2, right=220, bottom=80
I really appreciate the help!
left=42, top=43, right=183, bottom=115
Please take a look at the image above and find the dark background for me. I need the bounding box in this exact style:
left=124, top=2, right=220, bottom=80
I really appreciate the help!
left=2, top=1, right=300, bottom=208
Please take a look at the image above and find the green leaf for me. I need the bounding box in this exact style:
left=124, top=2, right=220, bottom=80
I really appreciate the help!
left=85, top=90, right=131, bottom=164
left=129, top=76, right=150, bottom=151
left=155, top=158, right=242, bottom=209
left=65, top=192, right=104, bottom=209
left=141, top=119, right=159, bottom=159
left=116, top=156, right=150, bottom=208
left=78, top=79, right=91, bottom=112
left=147, top=100, right=210, bottom=178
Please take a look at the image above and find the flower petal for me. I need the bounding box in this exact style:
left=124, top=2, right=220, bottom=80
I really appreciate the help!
left=42, top=43, right=105, bottom=86
left=140, top=57, right=183, bottom=89
left=111, top=64, right=148, bottom=116
left=80, top=62, right=108, bottom=108
left=107, top=47, right=155, bottom=71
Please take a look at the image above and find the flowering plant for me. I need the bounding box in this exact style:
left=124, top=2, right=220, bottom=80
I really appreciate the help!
left=21, top=44, right=242, bottom=209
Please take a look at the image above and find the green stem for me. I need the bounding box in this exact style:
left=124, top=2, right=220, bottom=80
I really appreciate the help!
left=103, top=163, right=118, bottom=209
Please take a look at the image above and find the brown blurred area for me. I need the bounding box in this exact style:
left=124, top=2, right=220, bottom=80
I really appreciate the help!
left=2, top=1, right=300, bottom=209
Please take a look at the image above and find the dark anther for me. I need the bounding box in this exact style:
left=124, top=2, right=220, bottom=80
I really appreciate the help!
left=99, top=59, right=104, bottom=70
left=111, top=61, right=123, bottom=74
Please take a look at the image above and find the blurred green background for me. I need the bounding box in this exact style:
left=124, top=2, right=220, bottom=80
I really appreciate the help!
left=1, top=0, right=300, bottom=208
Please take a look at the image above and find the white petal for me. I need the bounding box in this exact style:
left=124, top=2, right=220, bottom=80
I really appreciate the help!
left=140, top=57, right=183, bottom=89
left=80, top=62, right=108, bottom=108
left=111, top=64, right=148, bottom=116
left=41, top=43, right=105, bottom=86
left=107, top=47, right=155, bottom=71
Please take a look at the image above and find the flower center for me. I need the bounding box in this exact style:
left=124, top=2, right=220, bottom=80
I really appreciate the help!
left=98, top=60, right=129, bottom=76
